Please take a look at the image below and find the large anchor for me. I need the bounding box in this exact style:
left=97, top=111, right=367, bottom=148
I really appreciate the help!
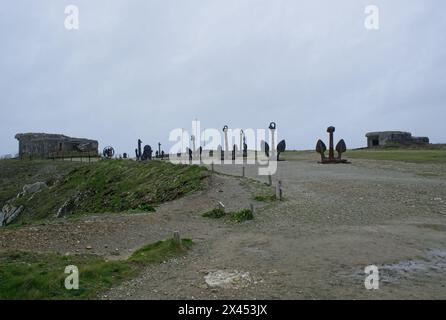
left=315, top=126, right=350, bottom=164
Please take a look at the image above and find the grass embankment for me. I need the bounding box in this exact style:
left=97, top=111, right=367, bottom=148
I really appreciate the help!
left=0, top=238, right=192, bottom=299
left=202, top=208, right=254, bottom=222
left=0, top=159, right=208, bottom=225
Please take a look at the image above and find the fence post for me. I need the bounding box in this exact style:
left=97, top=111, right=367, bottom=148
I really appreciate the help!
left=276, top=180, right=282, bottom=200
left=173, top=231, right=181, bottom=247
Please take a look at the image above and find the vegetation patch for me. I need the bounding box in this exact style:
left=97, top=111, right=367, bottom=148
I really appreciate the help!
left=202, top=208, right=226, bottom=219
left=230, top=209, right=254, bottom=223
left=202, top=207, right=254, bottom=223
left=0, top=238, right=192, bottom=300
left=254, top=193, right=276, bottom=202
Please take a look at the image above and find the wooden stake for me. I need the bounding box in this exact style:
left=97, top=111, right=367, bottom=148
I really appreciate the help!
left=173, top=231, right=181, bottom=246
left=276, top=180, right=282, bottom=200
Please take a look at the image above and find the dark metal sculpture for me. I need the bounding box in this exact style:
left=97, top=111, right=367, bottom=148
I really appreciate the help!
left=232, top=144, right=237, bottom=161
left=316, top=126, right=350, bottom=164
left=141, top=145, right=152, bottom=161
left=103, top=146, right=114, bottom=159
left=260, top=140, right=270, bottom=157
left=187, top=147, right=193, bottom=163
left=137, top=139, right=142, bottom=160
left=277, top=140, right=286, bottom=161
left=269, top=122, right=276, bottom=130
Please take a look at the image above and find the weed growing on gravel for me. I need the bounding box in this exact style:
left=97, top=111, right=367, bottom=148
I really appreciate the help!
left=202, top=208, right=226, bottom=218
left=202, top=208, right=254, bottom=222
left=230, top=209, right=254, bottom=222
left=0, top=238, right=192, bottom=299
left=253, top=193, right=276, bottom=202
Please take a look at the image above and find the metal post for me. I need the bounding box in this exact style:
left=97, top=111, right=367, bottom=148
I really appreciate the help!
left=327, top=126, right=335, bottom=159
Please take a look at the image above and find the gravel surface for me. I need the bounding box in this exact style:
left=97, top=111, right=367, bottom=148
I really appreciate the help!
left=2, top=153, right=446, bottom=299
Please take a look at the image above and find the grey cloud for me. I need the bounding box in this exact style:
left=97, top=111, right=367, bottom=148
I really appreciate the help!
left=0, top=0, right=445, bottom=155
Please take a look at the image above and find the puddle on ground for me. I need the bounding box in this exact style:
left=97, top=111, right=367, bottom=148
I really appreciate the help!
left=342, top=249, right=446, bottom=283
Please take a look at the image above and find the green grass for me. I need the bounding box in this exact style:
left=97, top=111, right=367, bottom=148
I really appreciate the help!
left=202, top=208, right=226, bottom=218
left=0, top=159, right=208, bottom=225
left=345, top=149, right=446, bottom=164
left=0, top=160, right=81, bottom=212
left=230, top=209, right=254, bottom=222
left=202, top=208, right=254, bottom=223
left=0, top=238, right=192, bottom=300
left=253, top=193, right=276, bottom=202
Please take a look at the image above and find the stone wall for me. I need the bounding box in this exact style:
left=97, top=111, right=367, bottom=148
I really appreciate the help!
left=15, top=133, right=98, bottom=157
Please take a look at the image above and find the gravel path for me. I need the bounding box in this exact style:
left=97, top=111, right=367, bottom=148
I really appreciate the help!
left=2, top=153, right=446, bottom=299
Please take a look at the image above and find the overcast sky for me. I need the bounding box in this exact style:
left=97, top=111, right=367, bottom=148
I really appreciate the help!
left=1, top=0, right=445, bottom=155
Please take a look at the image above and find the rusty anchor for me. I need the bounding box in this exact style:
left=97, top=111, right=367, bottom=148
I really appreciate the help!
left=316, top=126, right=350, bottom=164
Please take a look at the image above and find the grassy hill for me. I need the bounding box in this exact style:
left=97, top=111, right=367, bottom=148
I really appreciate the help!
left=0, top=159, right=208, bottom=225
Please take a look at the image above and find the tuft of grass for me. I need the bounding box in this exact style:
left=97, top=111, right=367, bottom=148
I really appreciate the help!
left=202, top=208, right=254, bottom=223
left=202, top=208, right=226, bottom=219
left=0, top=238, right=192, bottom=300
left=230, top=209, right=254, bottom=223
left=254, top=193, right=276, bottom=202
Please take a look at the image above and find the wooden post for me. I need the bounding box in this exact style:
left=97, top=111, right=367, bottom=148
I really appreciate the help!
left=250, top=203, right=255, bottom=215
left=211, top=162, right=214, bottom=172
left=276, top=180, right=282, bottom=200
left=242, top=165, right=245, bottom=177
left=173, top=231, right=181, bottom=246
left=268, top=174, right=272, bottom=186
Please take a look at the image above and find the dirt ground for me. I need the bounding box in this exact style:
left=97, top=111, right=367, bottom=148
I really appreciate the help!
left=1, top=152, right=446, bottom=299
